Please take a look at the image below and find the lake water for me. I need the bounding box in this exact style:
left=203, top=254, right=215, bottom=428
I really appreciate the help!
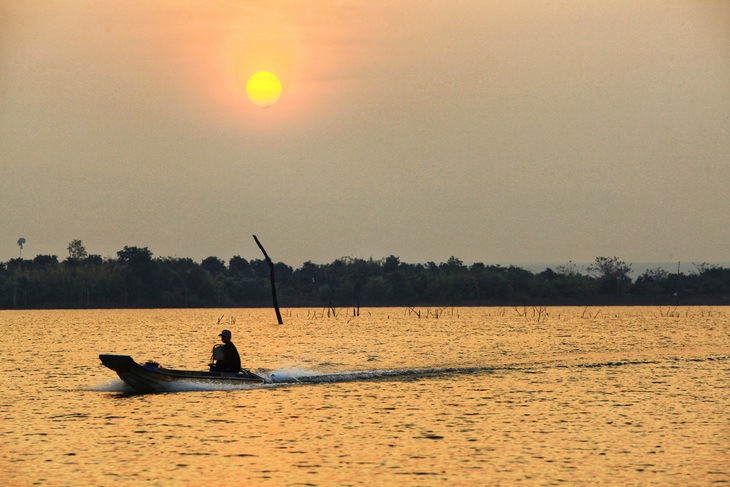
left=1, top=306, right=728, bottom=486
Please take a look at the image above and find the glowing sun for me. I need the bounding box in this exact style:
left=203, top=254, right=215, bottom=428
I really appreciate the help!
left=246, top=71, right=282, bottom=107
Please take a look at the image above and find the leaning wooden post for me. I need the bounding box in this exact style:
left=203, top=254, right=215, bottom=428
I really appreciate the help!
left=253, top=235, right=284, bottom=325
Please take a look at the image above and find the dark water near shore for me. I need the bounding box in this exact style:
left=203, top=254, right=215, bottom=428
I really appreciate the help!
left=1, top=307, right=728, bottom=486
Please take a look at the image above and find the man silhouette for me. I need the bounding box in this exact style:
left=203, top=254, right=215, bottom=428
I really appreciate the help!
left=209, top=329, right=241, bottom=373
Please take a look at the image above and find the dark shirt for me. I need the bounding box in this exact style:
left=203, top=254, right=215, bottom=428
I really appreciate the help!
left=224, top=341, right=241, bottom=373
left=212, top=341, right=241, bottom=373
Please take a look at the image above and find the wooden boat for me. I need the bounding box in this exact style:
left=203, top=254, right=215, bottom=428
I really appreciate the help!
left=99, top=354, right=266, bottom=393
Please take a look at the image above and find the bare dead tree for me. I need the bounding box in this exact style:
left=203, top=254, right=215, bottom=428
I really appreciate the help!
left=253, top=235, right=283, bottom=325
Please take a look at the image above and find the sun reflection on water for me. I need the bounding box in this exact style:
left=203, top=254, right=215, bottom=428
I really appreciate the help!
left=0, top=307, right=728, bottom=485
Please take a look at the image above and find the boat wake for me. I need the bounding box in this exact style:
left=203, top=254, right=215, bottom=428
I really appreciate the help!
left=92, top=379, right=137, bottom=394
left=95, top=354, right=728, bottom=393
left=264, top=366, right=484, bottom=384
left=261, top=354, right=730, bottom=386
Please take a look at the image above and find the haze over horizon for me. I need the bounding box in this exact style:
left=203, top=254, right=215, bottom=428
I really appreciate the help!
left=2, top=1, right=729, bottom=267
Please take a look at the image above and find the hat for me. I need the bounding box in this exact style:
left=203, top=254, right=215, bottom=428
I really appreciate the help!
left=219, top=329, right=232, bottom=338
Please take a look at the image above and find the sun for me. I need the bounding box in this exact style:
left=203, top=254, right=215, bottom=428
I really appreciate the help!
left=245, top=71, right=282, bottom=107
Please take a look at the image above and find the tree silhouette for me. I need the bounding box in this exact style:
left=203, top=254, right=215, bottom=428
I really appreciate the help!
left=588, top=256, right=633, bottom=297
left=67, top=239, right=88, bottom=261
left=1, top=247, right=729, bottom=308
left=17, top=238, right=26, bottom=258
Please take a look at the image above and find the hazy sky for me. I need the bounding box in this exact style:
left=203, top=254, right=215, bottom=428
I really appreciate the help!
left=2, top=1, right=729, bottom=267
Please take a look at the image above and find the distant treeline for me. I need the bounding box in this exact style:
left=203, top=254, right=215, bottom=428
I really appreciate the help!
left=1, top=241, right=729, bottom=309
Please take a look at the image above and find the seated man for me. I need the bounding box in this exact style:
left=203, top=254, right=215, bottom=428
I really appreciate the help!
left=209, top=329, right=242, bottom=373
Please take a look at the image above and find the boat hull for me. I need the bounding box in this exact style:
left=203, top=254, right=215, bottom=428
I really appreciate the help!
left=99, top=354, right=265, bottom=393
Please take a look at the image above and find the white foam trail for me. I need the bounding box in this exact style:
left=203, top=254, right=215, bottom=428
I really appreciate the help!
left=266, top=367, right=322, bottom=383
left=164, top=380, right=261, bottom=392
left=91, top=379, right=135, bottom=393
left=264, top=367, right=427, bottom=384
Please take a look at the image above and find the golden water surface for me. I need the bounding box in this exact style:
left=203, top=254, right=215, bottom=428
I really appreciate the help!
left=1, top=307, right=728, bottom=486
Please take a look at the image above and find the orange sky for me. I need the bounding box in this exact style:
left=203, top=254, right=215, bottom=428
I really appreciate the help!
left=1, top=1, right=729, bottom=266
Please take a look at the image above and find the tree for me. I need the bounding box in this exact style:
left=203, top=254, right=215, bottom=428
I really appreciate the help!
left=33, top=255, right=59, bottom=270
left=588, top=256, right=632, bottom=280
left=633, top=268, right=669, bottom=297
left=383, top=255, right=400, bottom=272
left=555, top=261, right=580, bottom=276
left=117, top=246, right=153, bottom=267
left=442, top=256, right=465, bottom=272
left=116, top=246, right=155, bottom=305
left=229, top=256, right=251, bottom=275
left=17, top=238, right=25, bottom=258
left=67, top=239, right=88, bottom=261
left=588, top=256, right=632, bottom=297
left=201, top=256, right=226, bottom=275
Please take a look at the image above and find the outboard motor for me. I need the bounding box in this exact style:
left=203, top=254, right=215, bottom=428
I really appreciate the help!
left=209, top=343, right=226, bottom=370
